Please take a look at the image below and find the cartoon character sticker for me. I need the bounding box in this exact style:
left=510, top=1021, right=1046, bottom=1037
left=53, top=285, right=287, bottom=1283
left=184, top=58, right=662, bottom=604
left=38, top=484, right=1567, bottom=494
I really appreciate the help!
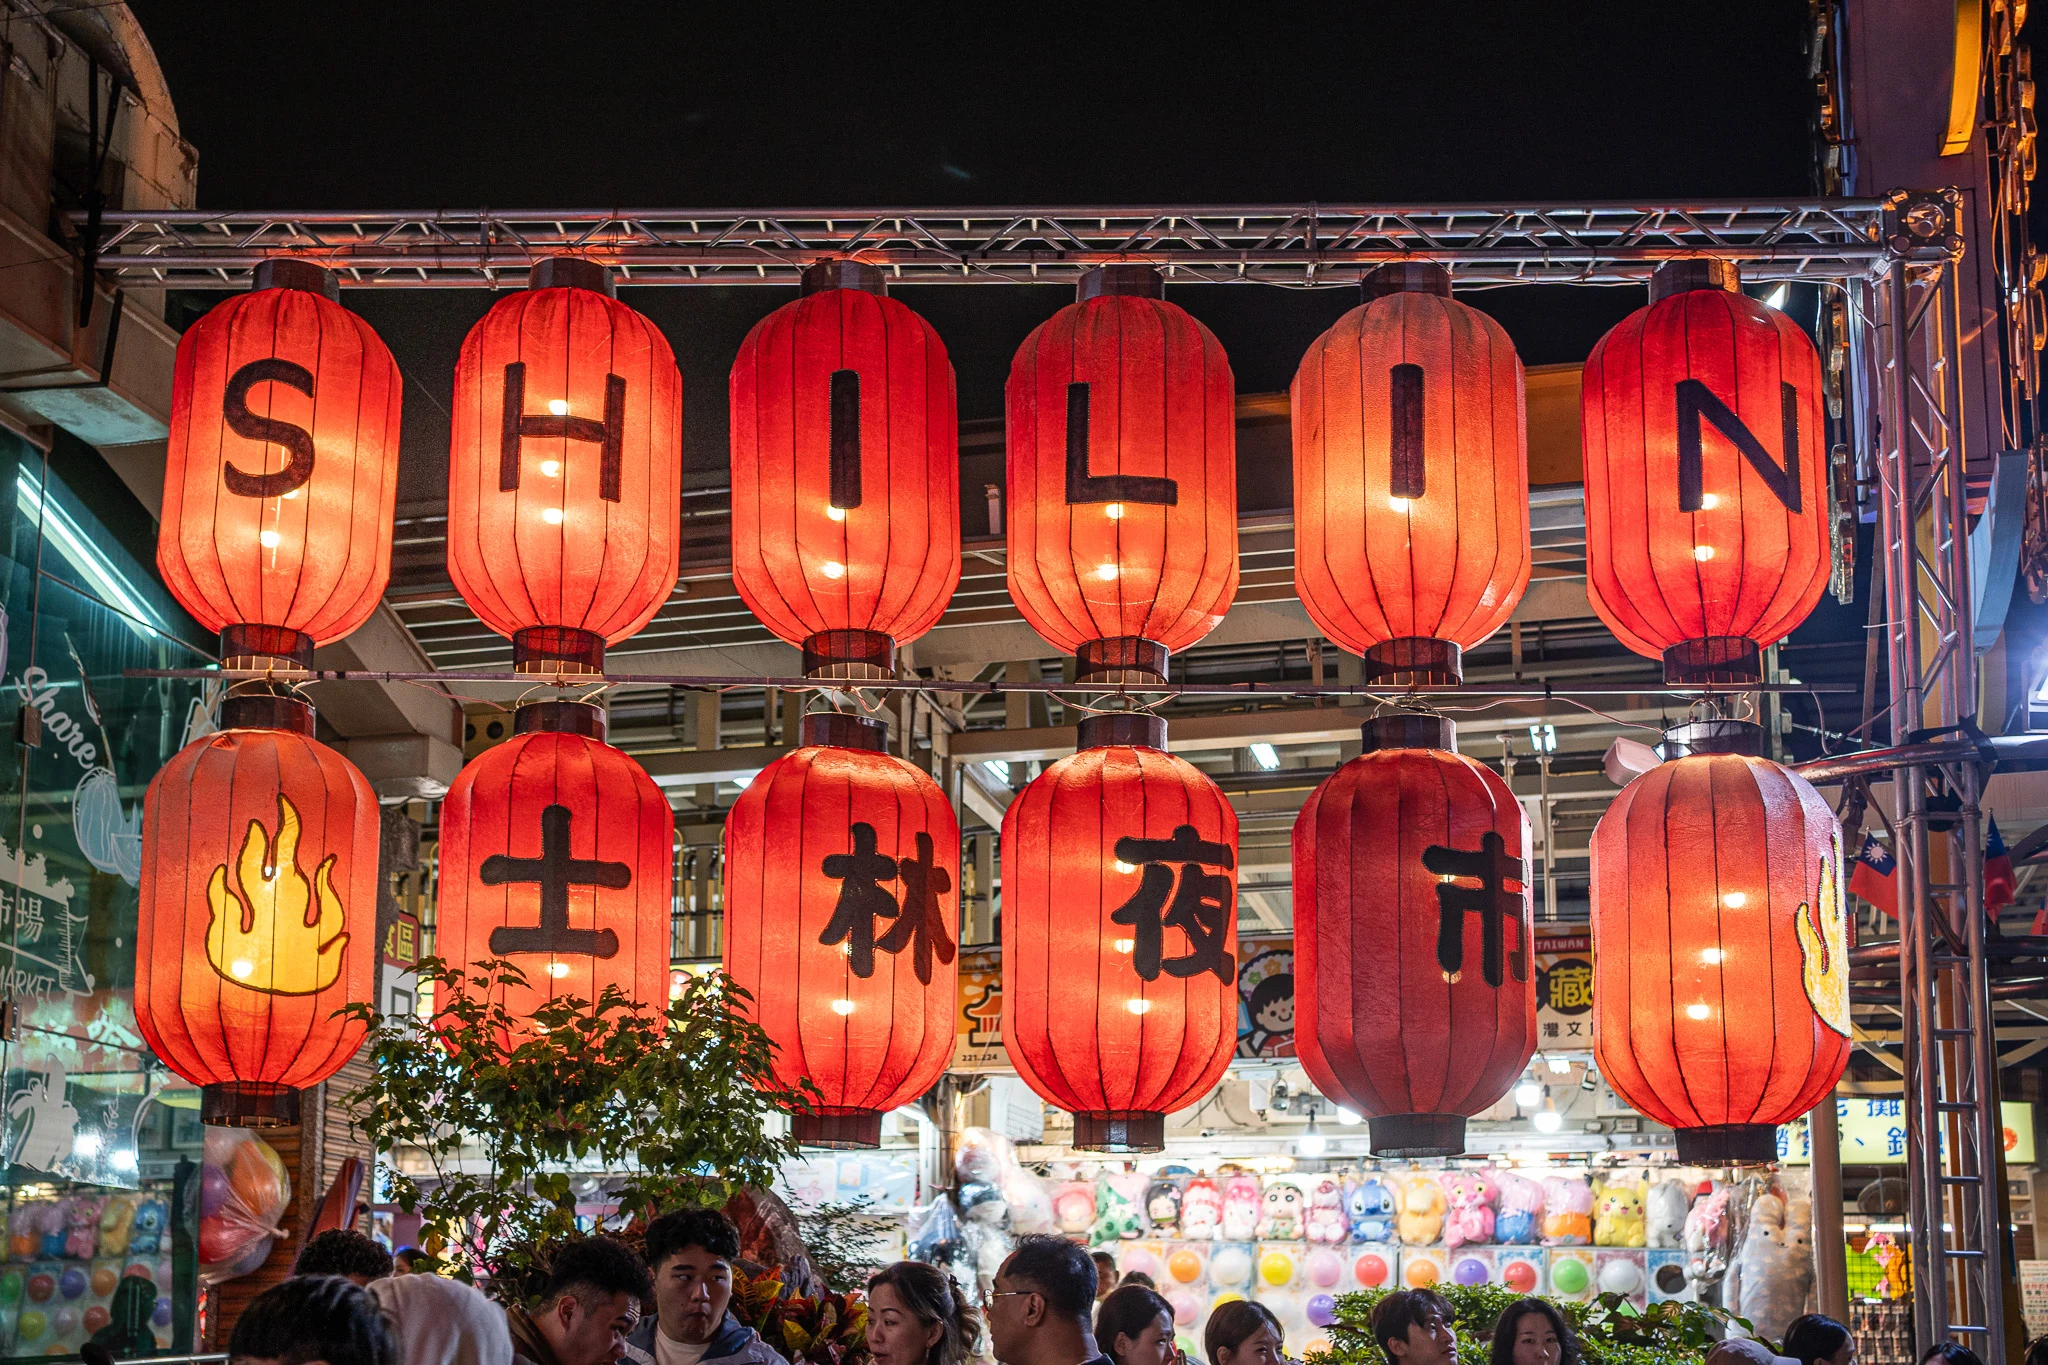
left=1236, top=944, right=1295, bottom=1057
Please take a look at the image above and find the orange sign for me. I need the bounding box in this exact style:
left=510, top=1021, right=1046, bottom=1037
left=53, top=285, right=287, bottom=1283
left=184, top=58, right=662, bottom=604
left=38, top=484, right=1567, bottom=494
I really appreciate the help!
left=953, top=950, right=1004, bottom=1072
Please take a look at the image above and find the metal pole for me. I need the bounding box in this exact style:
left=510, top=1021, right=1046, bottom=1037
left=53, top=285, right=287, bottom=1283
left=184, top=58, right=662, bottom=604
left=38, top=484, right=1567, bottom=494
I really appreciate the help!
left=1811, top=1092, right=1850, bottom=1321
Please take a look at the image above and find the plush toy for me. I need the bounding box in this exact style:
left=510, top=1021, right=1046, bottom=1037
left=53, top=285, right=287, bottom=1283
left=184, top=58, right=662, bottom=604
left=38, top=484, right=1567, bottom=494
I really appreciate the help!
left=1593, top=1177, right=1647, bottom=1248
left=8, top=1202, right=47, bottom=1261
left=1493, top=1173, right=1545, bottom=1245
left=1646, top=1178, right=1691, bottom=1250
left=1866, top=1232, right=1911, bottom=1301
left=1145, top=1180, right=1183, bottom=1238
left=1396, top=1175, right=1447, bottom=1246
left=1182, top=1177, right=1224, bottom=1241
left=1541, top=1176, right=1593, bottom=1245
left=1256, top=1179, right=1304, bottom=1240
left=39, top=1198, right=69, bottom=1258
left=1724, top=1188, right=1815, bottom=1344
left=96, top=1196, right=134, bottom=1259
left=129, top=1198, right=167, bottom=1256
left=1441, top=1170, right=1500, bottom=1251
left=1053, top=1181, right=1097, bottom=1237
left=1093, top=1173, right=1145, bottom=1244
left=1221, top=1175, right=1261, bottom=1242
left=1004, top=1170, right=1056, bottom=1235
left=1306, top=1179, right=1348, bottom=1245
left=1682, top=1183, right=1734, bottom=1294
left=1345, top=1177, right=1397, bottom=1244
left=63, top=1197, right=102, bottom=1259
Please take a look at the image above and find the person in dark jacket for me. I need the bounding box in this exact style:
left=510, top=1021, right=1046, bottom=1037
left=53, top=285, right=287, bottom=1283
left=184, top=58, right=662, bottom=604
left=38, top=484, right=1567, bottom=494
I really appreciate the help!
left=622, top=1209, right=788, bottom=1365
left=227, top=1276, right=395, bottom=1365
left=508, top=1238, right=653, bottom=1365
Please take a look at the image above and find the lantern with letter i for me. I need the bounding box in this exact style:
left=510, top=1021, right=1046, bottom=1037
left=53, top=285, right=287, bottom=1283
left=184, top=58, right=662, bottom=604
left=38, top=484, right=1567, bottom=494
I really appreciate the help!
left=433, top=700, right=674, bottom=1044
left=1291, top=263, right=1530, bottom=685
left=159, top=260, right=402, bottom=669
left=729, top=261, right=961, bottom=679
left=1006, top=265, right=1238, bottom=685
left=723, top=712, right=960, bottom=1148
left=1589, top=720, right=1850, bottom=1163
left=1581, top=259, right=1828, bottom=684
left=1293, top=713, right=1535, bottom=1157
left=136, top=695, right=379, bottom=1125
left=448, top=257, right=683, bottom=674
left=1001, top=713, right=1239, bottom=1151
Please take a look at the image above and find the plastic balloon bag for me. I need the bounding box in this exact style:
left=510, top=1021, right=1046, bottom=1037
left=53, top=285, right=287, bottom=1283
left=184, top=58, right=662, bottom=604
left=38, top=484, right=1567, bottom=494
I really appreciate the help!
left=199, top=1127, right=291, bottom=1285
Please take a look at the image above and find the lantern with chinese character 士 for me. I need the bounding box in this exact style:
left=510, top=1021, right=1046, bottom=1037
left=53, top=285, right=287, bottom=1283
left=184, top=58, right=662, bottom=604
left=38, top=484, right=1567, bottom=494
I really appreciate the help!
left=1581, top=260, right=1828, bottom=685
left=159, top=260, right=402, bottom=669
left=1001, top=713, right=1239, bottom=1151
left=136, top=695, right=380, bottom=1125
left=1006, top=265, right=1237, bottom=685
left=1292, top=714, right=1535, bottom=1156
left=723, top=712, right=959, bottom=1148
left=434, top=701, right=674, bottom=1044
left=1291, top=264, right=1530, bottom=685
left=729, top=261, right=961, bottom=678
left=1589, top=720, right=1850, bottom=1163
left=447, top=257, right=682, bottom=674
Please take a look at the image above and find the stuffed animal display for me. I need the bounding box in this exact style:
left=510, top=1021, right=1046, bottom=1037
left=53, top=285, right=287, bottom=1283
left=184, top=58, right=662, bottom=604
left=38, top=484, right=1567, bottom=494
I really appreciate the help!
left=1146, top=1180, right=1183, bottom=1238
left=1256, top=1180, right=1304, bottom=1240
left=129, top=1198, right=167, bottom=1255
left=1683, top=1183, right=1735, bottom=1293
left=1053, top=1180, right=1098, bottom=1237
left=1222, top=1175, right=1262, bottom=1242
left=1493, top=1172, right=1545, bottom=1245
left=1396, top=1176, right=1447, bottom=1246
left=1541, top=1176, right=1594, bottom=1245
left=1182, top=1178, right=1224, bottom=1241
left=62, top=1196, right=102, bottom=1259
left=1441, top=1170, right=1499, bottom=1251
left=1346, top=1176, right=1397, bottom=1244
left=1645, top=1178, right=1690, bottom=1250
left=1592, top=1177, right=1646, bottom=1248
left=1093, top=1172, right=1146, bottom=1244
left=1725, top=1186, right=1816, bottom=1344
left=1305, top=1179, right=1348, bottom=1245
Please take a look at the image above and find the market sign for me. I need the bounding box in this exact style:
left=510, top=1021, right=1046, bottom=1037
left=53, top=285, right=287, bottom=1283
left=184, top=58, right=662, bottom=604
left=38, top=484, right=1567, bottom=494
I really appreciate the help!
left=1535, top=931, right=1593, bottom=1052
left=1777, top=1095, right=2035, bottom=1165
left=953, top=949, right=1005, bottom=1072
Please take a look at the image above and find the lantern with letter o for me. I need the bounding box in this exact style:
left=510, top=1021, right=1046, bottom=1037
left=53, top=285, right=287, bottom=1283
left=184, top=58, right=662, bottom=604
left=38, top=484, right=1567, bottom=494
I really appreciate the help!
left=723, top=712, right=959, bottom=1148
left=1590, top=721, right=1850, bottom=1163
left=448, top=257, right=682, bottom=673
left=434, top=701, right=674, bottom=1044
left=1292, top=264, right=1529, bottom=685
left=1293, top=713, right=1535, bottom=1157
left=1006, top=265, right=1238, bottom=684
left=1582, top=260, right=1828, bottom=684
left=136, top=695, right=379, bottom=1125
left=730, top=261, right=961, bottom=678
left=159, top=260, right=402, bottom=668
left=1001, top=713, right=1239, bottom=1151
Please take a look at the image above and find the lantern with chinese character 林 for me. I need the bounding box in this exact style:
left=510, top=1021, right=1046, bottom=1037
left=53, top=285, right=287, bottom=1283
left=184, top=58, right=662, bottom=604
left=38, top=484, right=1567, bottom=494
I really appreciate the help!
left=1590, top=721, right=1850, bottom=1162
left=447, top=257, right=682, bottom=673
left=729, top=261, right=961, bottom=678
left=434, top=701, right=674, bottom=1044
left=159, top=261, right=402, bottom=668
left=1581, top=260, right=1828, bottom=684
left=723, top=712, right=960, bottom=1147
left=1291, top=264, right=1530, bottom=685
left=136, top=695, right=380, bottom=1124
left=1292, top=713, right=1535, bottom=1156
left=1001, top=713, right=1239, bottom=1151
left=1006, top=265, right=1238, bottom=684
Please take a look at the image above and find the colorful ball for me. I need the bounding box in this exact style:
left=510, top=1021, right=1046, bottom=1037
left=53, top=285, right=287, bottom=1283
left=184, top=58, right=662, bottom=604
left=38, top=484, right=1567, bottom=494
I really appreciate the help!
left=0, top=1271, right=20, bottom=1304
left=1168, top=1290, right=1198, bottom=1326
left=1305, top=1340, right=1332, bottom=1358
left=1305, top=1294, right=1337, bottom=1328
left=199, top=1164, right=231, bottom=1218
left=81, top=1307, right=109, bottom=1336
left=1211, top=1292, right=1246, bottom=1309
left=1211, top=1248, right=1252, bottom=1286
left=1598, top=1257, right=1643, bottom=1296
left=89, top=1268, right=116, bottom=1298
left=1355, top=1254, right=1389, bottom=1287
left=1550, top=1257, right=1589, bottom=1294
left=1453, top=1257, right=1488, bottom=1286
left=17, top=1309, right=45, bottom=1340
left=1502, top=1259, right=1539, bottom=1294
left=49, top=1308, right=74, bottom=1336
left=1168, top=1249, right=1203, bottom=1284
left=1259, top=1251, right=1294, bottom=1287
left=1306, top=1249, right=1342, bottom=1288
left=1404, top=1258, right=1439, bottom=1288
left=55, top=1270, right=83, bottom=1302
left=1124, top=1249, right=1160, bottom=1280
left=24, top=1275, right=52, bottom=1304
left=152, top=1296, right=171, bottom=1328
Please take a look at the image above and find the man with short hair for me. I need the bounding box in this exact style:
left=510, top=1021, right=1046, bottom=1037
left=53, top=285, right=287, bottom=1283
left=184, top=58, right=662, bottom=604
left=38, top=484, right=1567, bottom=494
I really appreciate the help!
left=1090, top=1252, right=1117, bottom=1305
left=985, top=1235, right=1108, bottom=1365
left=622, top=1208, right=787, bottom=1365
left=293, top=1229, right=395, bottom=1285
left=228, top=1275, right=397, bottom=1365
left=1371, top=1290, right=1458, bottom=1365
left=509, top=1237, right=654, bottom=1365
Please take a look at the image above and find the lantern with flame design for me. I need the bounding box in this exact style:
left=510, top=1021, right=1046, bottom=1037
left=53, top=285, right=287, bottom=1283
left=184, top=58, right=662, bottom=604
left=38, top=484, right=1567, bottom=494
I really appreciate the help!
left=1001, top=713, right=1239, bottom=1150
left=723, top=712, right=959, bottom=1147
left=447, top=257, right=683, bottom=673
left=159, top=261, right=402, bottom=668
left=136, top=695, right=379, bottom=1124
left=1589, top=721, right=1849, bottom=1162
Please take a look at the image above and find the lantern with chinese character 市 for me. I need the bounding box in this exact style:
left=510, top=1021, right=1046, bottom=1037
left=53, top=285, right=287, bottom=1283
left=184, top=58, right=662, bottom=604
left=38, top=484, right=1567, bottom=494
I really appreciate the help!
left=1002, top=712, right=1239, bottom=1150
left=724, top=712, right=960, bottom=1147
left=159, top=260, right=402, bottom=669
left=1589, top=720, right=1850, bottom=1163
left=136, top=695, right=379, bottom=1125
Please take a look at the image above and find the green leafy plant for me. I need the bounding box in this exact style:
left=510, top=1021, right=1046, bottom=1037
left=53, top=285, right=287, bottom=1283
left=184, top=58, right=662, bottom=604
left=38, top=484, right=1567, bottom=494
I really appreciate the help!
left=792, top=1198, right=892, bottom=1295
left=1313, top=1285, right=1741, bottom=1365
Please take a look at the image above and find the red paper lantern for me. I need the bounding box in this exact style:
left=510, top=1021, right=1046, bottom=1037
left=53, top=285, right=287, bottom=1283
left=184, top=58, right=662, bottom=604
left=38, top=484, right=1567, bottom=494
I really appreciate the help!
left=1582, top=260, right=1828, bottom=684
left=1291, top=264, right=1530, bottom=685
left=729, top=262, right=961, bottom=678
left=1589, top=721, right=1850, bottom=1163
left=136, top=695, right=379, bottom=1125
left=1006, top=265, right=1238, bottom=684
left=159, top=261, right=402, bottom=668
left=1293, top=713, right=1536, bottom=1156
left=1001, top=713, right=1239, bottom=1150
left=448, top=257, right=682, bottom=673
left=723, top=712, right=959, bottom=1147
left=434, top=701, right=674, bottom=1044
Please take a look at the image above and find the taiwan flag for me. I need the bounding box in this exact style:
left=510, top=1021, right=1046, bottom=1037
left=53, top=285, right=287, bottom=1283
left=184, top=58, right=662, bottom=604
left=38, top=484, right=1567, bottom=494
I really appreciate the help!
left=1848, top=834, right=1898, bottom=919
left=1986, top=816, right=2017, bottom=917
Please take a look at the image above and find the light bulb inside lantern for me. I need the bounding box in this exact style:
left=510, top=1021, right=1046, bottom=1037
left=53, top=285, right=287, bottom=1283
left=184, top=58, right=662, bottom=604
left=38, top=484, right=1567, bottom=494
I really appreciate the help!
left=1686, top=1003, right=1712, bottom=1020
left=258, top=530, right=280, bottom=548
left=1388, top=497, right=1411, bottom=513
left=1114, top=860, right=1136, bottom=874
left=822, top=561, right=846, bottom=579
left=548, top=399, right=569, bottom=416
left=1694, top=545, right=1715, bottom=561
left=1701, top=948, right=1726, bottom=965
left=1699, top=493, right=1720, bottom=510
left=1126, top=998, right=1152, bottom=1015
left=1106, top=503, right=1125, bottom=520
left=542, top=507, right=564, bottom=525
left=547, top=962, right=571, bottom=979
left=1096, top=563, right=1120, bottom=581
left=1722, top=891, right=1747, bottom=908
left=831, top=999, right=857, bottom=1016
left=541, top=460, right=561, bottom=477
left=1114, top=939, right=1135, bottom=954
left=826, top=505, right=847, bottom=521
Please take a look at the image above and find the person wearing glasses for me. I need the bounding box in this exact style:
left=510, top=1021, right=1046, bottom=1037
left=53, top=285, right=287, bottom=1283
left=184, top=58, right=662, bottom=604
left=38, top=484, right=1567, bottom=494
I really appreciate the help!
left=984, top=1235, right=1110, bottom=1365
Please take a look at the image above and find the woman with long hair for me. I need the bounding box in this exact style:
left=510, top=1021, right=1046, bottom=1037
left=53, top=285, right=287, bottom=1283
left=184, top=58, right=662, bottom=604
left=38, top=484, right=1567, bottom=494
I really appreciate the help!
left=1489, top=1298, right=1581, bottom=1365
left=1781, top=1315, right=1853, bottom=1365
left=1203, top=1301, right=1282, bottom=1365
left=866, top=1262, right=984, bottom=1365
left=1096, top=1285, right=1180, bottom=1365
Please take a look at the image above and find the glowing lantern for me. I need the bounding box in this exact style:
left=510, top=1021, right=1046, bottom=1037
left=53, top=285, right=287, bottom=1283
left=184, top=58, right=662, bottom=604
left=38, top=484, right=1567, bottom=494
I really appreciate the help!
left=1291, top=264, right=1529, bottom=685
left=434, top=701, right=673, bottom=1042
left=159, top=261, right=402, bottom=668
left=1293, top=713, right=1535, bottom=1156
left=1001, top=713, right=1239, bottom=1150
left=1006, top=265, right=1238, bottom=684
left=136, top=695, right=379, bottom=1124
left=1582, top=260, right=1828, bottom=684
left=1589, top=721, right=1850, bottom=1162
left=723, top=712, right=959, bottom=1147
left=447, top=257, right=682, bottom=673
left=729, top=261, right=961, bottom=678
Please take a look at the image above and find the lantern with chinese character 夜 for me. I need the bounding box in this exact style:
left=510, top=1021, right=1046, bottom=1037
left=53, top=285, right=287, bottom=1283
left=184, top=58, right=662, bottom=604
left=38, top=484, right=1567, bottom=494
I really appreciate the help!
left=136, top=695, right=379, bottom=1125
left=1291, top=264, right=1529, bottom=685
left=1006, top=265, right=1238, bottom=684
left=729, top=261, right=961, bottom=678
left=1293, top=713, right=1535, bottom=1156
left=1589, top=721, right=1849, bottom=1162
left=434, top=701, right=674, bottom=1045
left=159, top=261, right=402, bottom=668
left=723, top=712, right=960, bottom=1147
left=1581, top=260, right=1828, bottom=684
left=447, top=257, right=682, bottom=673
left=1001, top=713, right=1239, bottom=1150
